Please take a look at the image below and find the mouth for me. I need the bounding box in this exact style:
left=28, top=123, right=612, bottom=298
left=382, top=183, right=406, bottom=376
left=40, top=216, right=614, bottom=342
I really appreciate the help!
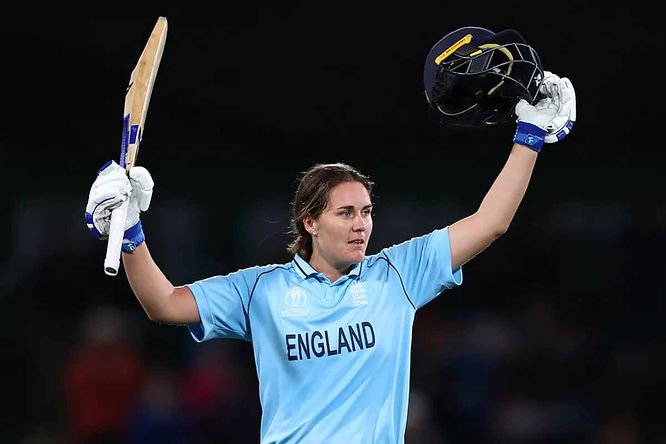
left=348, top=239, right=365, bottom=245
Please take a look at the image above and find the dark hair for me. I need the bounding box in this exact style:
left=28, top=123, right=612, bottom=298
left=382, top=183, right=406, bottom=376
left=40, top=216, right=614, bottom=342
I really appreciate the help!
left=287, top=162, right=374, bottom=260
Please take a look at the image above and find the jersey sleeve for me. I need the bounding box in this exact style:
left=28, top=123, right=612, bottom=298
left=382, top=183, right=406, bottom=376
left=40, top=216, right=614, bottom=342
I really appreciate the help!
left=381, top=226, right=463, bottom=309
left=186, top=266, right=262, bottom=343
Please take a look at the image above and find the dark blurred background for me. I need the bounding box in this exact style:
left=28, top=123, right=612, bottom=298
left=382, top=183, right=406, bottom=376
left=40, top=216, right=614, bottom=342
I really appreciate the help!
left=1, top=5, right=663, bottom=444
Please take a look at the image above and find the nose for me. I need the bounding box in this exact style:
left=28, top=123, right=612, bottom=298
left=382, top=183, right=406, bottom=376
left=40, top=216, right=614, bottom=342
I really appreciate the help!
left=352, top=214, right=367, bottom=232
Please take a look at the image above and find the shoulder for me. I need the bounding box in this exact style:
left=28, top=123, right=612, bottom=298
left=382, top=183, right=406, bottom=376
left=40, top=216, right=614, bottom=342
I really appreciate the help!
left=365, top=228, right=451, bottom=265
left=194, top=260, right=294, bottom=286
left=229, top=260, right=294, bottom=280
left=363, top=250, right=394, bottom=270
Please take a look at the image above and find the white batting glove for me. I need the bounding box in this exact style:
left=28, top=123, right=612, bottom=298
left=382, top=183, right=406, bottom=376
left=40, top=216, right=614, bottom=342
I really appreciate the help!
left=513, top=71, right=576, bottom=152
left=85, top=160, right=153, bottom=251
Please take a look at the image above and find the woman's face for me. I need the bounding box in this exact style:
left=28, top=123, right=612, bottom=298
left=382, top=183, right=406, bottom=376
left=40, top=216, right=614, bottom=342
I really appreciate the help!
left=306, top=181, right=373, bottom=272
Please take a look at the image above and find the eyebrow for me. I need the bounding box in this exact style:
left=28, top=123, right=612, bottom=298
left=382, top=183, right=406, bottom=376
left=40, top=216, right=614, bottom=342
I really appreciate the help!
left=335, top=204, right=373, bottom=211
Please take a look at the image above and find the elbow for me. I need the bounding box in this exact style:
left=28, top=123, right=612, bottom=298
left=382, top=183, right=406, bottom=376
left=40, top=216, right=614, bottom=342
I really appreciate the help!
left=491, top=216, right=513, bottom=238
left=478, top=225, right=506, bottom=250
left=145, top=309, right=162, bottom=323
left=134, top=289, right=179, bottom=324
left=483, top=224, right=508, bottom=243
left=144, top=306, right=168, bottom=324
left=475, top=211, right=511, bottom=240
left=493, top=224, right=509, bottom=238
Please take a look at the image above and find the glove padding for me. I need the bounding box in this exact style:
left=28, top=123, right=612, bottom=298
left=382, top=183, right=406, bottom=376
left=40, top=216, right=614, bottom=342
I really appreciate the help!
left=513, top=71, right=576, bottom=152
left=85, top=160, right=153, bottom=251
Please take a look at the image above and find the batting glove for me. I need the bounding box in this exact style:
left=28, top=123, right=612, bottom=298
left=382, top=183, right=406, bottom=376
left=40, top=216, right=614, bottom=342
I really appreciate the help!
left=85, top=160, right=154, bottom=252
left=513, top=71, right=576, bottom=152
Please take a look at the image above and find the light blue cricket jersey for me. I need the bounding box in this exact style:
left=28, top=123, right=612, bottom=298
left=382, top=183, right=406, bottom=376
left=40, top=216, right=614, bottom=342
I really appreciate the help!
left=187, top=227, right=463, bottom=444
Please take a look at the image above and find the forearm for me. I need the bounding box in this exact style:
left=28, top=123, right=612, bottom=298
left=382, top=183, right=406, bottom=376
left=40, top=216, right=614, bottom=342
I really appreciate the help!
left=476, top=143, right=537, bottom=234
left=449, top=143, right=537, bottom=268
left=447, top=71, right=574, bottom=269
left=122, top=242, right=177, bottom=321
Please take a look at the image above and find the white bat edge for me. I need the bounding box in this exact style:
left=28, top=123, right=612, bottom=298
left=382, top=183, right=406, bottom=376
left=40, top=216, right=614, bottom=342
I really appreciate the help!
left=104, top=199, right=130, bottom=276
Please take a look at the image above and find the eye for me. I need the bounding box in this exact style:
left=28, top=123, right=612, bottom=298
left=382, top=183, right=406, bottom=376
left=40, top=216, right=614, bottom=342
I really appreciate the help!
left=362, top=208, right=372, bottom=217
left=340, top=209, right=352, bottom=218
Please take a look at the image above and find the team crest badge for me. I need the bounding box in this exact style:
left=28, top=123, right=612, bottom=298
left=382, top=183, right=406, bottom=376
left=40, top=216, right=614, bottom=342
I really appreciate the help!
left=350, top=281, right=368, bottom=306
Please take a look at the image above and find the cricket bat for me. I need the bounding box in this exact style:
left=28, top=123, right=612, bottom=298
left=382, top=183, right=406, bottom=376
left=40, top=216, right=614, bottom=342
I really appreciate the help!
left=104, top=16, right=168, bottom=276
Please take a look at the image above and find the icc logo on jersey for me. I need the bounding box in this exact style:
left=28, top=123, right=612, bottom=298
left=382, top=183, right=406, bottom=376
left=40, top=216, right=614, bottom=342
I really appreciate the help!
left=281, top=288, right=309, bottom=317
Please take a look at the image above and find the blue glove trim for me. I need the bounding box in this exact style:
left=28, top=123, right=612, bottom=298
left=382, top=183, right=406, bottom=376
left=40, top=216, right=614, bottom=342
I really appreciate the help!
left=558, top=120, right=574, bottom=141
left=513, top=121, right=547, bottom=152
left=98, top=159, right=114, bottom=173
left=122, top=220, right=145, bottom=253
left=84, top=212, right=104, bottom=239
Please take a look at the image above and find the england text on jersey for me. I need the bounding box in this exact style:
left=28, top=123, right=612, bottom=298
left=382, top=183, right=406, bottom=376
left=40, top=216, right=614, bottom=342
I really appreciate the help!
left=285, top=321, right=375, bottom=361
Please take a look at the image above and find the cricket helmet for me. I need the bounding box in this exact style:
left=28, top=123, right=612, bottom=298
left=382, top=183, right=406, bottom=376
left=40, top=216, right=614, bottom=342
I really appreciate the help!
left=424, top=26, right=544, bottom=128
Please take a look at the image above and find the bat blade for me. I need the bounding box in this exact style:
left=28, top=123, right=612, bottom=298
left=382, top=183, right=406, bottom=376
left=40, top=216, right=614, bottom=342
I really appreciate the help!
left=104, top=17, right=168, bottom=276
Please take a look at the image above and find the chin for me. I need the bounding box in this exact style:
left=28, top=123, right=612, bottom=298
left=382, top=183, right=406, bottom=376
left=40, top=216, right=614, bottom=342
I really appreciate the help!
left=349, top=250, right=366, bottom=263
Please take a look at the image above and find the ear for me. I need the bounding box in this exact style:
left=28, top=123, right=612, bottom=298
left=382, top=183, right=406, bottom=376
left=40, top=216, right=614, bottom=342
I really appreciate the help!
left=303, top=215, right=317, bottom=235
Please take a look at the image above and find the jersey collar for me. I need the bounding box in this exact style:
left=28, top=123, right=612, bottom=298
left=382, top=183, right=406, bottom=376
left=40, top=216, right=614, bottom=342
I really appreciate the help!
left=292, top=254, right=364, bottom=281
left=292, top=254, right=319, bottom=280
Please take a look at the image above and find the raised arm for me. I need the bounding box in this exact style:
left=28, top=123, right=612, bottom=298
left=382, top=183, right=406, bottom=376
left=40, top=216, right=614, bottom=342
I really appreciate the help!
left=123, top=243, right=200, bottom=325
left=449, top=144, right=537, bottom=269
left=85, top=162, right=200, bottom=325
left=448, top=73, right=576, bottom=269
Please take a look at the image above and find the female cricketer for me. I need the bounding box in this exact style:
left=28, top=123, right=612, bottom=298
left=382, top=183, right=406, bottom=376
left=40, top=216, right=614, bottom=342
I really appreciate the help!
left=85, top=69, right=576, bottom=443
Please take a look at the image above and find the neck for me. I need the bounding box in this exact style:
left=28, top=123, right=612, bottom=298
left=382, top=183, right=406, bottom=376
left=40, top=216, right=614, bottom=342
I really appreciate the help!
left=308, top=255, right=351, bottom=283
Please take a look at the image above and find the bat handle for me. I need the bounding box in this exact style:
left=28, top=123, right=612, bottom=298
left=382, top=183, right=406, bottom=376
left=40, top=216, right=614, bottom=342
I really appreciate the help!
left=104, top=200, right=129, bottom=276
